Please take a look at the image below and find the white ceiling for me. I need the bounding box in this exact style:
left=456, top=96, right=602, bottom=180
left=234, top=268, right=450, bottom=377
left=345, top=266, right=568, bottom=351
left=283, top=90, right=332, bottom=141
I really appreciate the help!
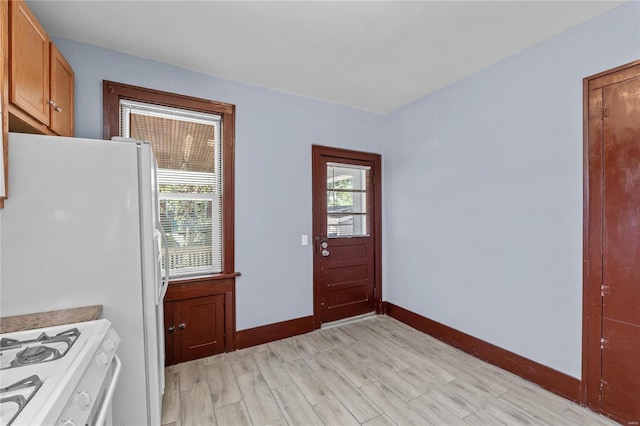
left=27, top=1, right=624, bottom=114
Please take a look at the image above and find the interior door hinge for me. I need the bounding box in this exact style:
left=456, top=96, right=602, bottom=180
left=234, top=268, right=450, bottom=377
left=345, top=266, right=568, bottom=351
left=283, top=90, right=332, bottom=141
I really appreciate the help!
left=600, top=379, right=609, bottom=392
left=600, top=337, right=608, bottom=350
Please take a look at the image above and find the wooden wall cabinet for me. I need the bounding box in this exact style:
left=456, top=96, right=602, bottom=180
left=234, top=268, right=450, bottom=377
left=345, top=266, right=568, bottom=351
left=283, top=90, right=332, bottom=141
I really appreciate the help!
left=8, top=0, right=74, bottom=136
left=163, top=277, right=236, bottom=365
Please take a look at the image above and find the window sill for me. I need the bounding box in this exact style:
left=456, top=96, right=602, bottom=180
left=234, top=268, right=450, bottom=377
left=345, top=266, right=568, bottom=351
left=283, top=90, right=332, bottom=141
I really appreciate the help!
left=168, top=272, right=241, bottom=285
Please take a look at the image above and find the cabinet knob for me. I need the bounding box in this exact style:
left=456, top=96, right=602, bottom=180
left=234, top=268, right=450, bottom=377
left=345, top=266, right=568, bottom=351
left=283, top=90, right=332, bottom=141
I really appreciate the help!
left=48, top=99, right=57, bottom=107
left=54, top=106, right=62, bottom=112
left=178, top=323, right=186, bottom=330
left=168, top=326, right=176, bottom=334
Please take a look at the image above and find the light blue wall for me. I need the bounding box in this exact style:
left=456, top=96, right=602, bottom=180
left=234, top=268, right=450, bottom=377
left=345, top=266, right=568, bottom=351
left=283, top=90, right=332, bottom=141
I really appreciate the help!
left=382, top=1, right=639, bottom=378
left=48, top=1, right=639, bottom=378
left=53, top=37, right=384, bottom=330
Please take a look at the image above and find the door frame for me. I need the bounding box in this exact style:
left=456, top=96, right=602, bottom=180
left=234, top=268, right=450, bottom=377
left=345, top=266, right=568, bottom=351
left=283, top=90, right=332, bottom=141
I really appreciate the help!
left=582, top=59, right=640, bottom=411
left=311, top=145, right=383, bottom=329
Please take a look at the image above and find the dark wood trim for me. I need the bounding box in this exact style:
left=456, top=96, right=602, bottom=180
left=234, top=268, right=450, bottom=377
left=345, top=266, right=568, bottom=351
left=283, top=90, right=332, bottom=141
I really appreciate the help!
left=581, top=74, right=591, bottom=407
left=164, top=278, right=235, bottom=301
left=385, top=302, right=581, bottom=403
left=582, top=59, right=640, bottom=413
left=222, top=108, right=235, bottom=274
left=311, top=145, right=383, bottom=329
left=587, top=60, right=640, bottom=90
left=102, top=80, right=236, bottom=275
left=169, top=272, right=240, bottom=285
left=236, top=316, right=314, bottom=350
left=102, top=81, right=233, bottom=139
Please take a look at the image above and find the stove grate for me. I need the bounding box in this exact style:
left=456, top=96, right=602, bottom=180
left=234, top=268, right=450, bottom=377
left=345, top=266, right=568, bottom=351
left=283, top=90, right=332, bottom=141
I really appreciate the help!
left=0, top=375, right=42, bottom=426
left=0, top=328, right=80, bottom=370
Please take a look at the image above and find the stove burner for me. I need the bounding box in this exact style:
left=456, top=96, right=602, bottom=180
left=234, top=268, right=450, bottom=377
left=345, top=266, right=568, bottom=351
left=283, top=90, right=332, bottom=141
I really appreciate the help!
left=12, top=346, right=61, bottom=367
left=0, top=328, right=80, bottom=370
left=0, top=375, right=42, bottom=426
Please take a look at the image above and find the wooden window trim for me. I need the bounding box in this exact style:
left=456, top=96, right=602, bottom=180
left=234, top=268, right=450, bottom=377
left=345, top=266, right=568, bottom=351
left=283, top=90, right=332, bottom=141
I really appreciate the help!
left=102, top=80, right=236, bottom=280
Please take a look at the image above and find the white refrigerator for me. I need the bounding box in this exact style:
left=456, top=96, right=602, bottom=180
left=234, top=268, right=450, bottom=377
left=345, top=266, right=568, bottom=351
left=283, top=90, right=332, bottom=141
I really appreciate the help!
left=0, top=132, right=168, bottom=425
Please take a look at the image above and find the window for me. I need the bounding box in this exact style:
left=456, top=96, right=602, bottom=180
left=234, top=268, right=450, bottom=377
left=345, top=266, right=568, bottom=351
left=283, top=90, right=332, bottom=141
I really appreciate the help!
left=326, top=163, right=371, bottom=237
left=103, top=81, right=235, bottom=279
left=121, top=100, right=222, bottom=277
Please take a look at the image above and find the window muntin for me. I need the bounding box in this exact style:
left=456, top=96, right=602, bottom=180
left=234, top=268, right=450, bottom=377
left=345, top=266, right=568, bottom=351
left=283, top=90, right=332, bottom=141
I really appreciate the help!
left=120, top=100, right=223, bottom=278
left=327, top=163, right=371, bottom=237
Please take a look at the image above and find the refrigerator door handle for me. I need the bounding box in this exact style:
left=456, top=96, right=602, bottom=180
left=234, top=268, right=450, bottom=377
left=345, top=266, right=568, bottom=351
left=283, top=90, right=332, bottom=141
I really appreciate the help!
left=156, top=221, right=170, bottom=304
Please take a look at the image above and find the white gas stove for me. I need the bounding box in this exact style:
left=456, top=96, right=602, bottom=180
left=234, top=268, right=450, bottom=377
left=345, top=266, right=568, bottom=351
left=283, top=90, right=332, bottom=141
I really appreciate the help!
left=0, top=319, right=121, bottom=426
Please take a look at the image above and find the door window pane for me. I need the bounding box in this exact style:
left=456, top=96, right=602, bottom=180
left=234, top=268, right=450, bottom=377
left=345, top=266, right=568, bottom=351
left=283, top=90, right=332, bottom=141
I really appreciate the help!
left=327, top=163, right=371, bottom=237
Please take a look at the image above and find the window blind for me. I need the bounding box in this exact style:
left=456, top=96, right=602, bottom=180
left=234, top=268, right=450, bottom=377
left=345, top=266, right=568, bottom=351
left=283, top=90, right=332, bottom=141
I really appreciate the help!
left=120, top=100, right=223, bottom=278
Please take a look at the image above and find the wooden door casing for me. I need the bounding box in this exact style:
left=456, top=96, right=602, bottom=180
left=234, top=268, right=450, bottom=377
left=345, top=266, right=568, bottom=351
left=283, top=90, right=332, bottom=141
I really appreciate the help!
left=312, top=145, right=382, bottom=328
left=583, top=60, right=640, bottom=425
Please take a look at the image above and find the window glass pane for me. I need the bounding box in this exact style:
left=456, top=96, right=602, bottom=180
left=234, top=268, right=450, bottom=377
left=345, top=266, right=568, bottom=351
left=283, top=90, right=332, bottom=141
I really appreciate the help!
left=121, top=100, right=223, bottom=277
left=160, top=199, right=218, bottom=275
left=327, top=163, right=371, bottom=237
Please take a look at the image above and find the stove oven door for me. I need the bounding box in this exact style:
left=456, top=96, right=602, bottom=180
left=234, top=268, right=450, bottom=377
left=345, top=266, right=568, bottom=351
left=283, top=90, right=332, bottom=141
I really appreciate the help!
left=88, top=355, right=122, bottom=426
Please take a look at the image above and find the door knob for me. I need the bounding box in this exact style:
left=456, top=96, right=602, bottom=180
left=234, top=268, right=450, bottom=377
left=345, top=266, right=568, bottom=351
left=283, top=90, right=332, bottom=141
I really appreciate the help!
left=322, top=249, right=330, bottom=257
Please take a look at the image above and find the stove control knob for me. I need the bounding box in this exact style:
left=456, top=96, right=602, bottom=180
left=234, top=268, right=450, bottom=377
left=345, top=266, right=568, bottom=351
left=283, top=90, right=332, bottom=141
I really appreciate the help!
left=60, top=420, right=76, bottom=426
left=74, top=391, right=92, bottom=411
left=95, top=351, right=109, bottom=366
left=103, top=337, right=116, bottom=351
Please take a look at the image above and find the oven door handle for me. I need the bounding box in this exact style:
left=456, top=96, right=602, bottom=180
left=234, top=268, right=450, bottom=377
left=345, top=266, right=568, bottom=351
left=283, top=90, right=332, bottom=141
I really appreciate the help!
left=94, top=354, right=122, bottom=426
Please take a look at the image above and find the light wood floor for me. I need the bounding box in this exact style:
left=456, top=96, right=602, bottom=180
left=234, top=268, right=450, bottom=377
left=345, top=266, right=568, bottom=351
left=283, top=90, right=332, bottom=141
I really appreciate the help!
left=161, top=315, right=617, bottom=426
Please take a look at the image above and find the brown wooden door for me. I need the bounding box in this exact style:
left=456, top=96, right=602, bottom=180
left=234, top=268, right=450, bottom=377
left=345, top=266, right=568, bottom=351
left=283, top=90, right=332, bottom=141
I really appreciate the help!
left=9, top=0, right=50, bottom=125
left=49, top=43, right=74, bottom=136
left=585, top=61, right=640, bottom=424
left=312, top=145, right=382, bottom=327
left=180, top=294, right=225, bottom=362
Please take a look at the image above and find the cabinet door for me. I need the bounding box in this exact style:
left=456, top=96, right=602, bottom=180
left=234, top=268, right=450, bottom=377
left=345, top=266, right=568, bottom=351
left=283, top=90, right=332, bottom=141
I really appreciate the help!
left=9, top=0, right=50, bottom=125
left=163, top=301, right=175, bottom=366
left=180, top=294, right=225, bottom=362
left=49, top=43, right=74, bottom=136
